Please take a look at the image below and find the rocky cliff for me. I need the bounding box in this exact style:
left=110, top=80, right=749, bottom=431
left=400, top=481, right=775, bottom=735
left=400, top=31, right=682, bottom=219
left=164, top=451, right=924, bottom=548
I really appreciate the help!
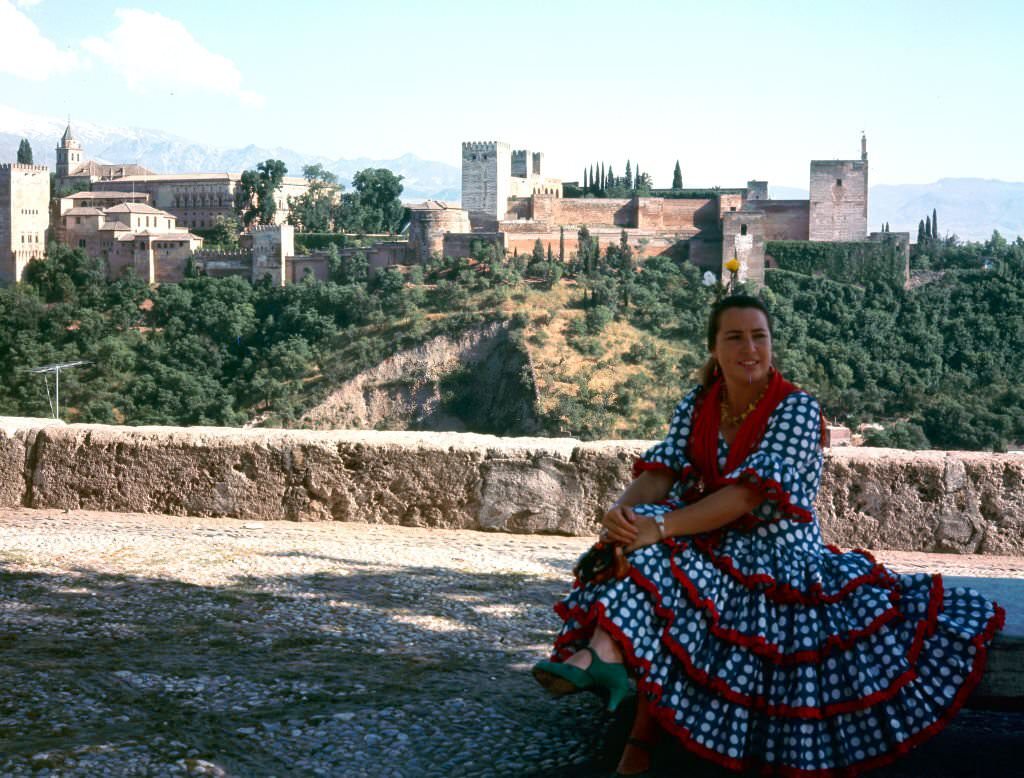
left=2, top=417, right=1023, bottom=554
left=298, top=320, right=542, bottom=435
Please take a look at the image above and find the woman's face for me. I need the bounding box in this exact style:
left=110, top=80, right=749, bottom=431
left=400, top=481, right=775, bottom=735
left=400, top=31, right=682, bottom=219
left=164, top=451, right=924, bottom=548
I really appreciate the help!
left=711, top=307, right=772, bottom=387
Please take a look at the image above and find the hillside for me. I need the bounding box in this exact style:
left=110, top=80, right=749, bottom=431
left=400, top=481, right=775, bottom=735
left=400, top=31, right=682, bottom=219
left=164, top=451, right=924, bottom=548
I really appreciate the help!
left=2, top=238, right=1023, bottom=451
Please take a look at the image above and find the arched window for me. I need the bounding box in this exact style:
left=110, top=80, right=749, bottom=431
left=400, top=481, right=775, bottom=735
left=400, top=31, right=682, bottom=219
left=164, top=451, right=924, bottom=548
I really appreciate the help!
left=740, top=224, right=748, bottom=236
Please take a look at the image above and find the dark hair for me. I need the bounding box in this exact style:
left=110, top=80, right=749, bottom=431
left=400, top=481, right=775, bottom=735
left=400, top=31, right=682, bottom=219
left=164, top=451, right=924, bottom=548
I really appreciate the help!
left=700, top=295, right=774, bottom=387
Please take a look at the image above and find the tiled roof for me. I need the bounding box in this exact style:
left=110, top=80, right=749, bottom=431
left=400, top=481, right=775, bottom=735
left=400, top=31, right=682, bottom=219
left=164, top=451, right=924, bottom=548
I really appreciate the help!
left=66, top=190, right=149, bottom=200
left=104, top=203, right=167, bottom=215
left=63, top=207, right=103, bottom=216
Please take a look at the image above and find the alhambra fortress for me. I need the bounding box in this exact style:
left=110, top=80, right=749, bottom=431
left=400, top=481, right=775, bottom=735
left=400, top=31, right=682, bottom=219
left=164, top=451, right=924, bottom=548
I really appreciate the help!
left=0, top=126, right=910, bottom=287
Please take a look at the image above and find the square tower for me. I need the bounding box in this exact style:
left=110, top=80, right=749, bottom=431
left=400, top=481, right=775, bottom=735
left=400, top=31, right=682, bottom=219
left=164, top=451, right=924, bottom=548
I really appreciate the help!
left=0, top=164, right=50, bottom=284
left=809, top=158, right=868, bottom=241
left=461, top=142, right=511, bottom=223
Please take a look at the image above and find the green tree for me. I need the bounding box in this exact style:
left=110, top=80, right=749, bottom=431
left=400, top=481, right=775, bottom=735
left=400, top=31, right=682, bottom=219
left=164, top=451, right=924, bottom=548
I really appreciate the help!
left=288, top=163, right=340, bottom=232
left=337, top=168, right=405, bottom=233
left=917, top=219, right=926, bottom=243
left=17, top=139, right=33, bottom=164
left=932, top=208, right=938, bottom=239
left=532, top=238, right=545, bottom=264
left=672, top=160, right=683, bottom=189
left=925, top=215, right=932, bottom=240
left=236, top=159, right=287, bottom=227
left=205, top=214, right=242, bottom=249
left=624, top=161, right=633, bottom=190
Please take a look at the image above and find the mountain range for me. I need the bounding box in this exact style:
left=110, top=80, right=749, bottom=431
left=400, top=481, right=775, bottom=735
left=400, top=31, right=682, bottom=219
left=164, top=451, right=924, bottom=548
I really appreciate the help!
left=2, top=105, right=1020, bottom=242
left=0, top=105, right=461, bottom=202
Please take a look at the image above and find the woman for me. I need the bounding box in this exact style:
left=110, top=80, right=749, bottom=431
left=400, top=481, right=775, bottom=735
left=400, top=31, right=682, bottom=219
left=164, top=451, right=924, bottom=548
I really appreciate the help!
left=533, top=295, right=1005, bottom=776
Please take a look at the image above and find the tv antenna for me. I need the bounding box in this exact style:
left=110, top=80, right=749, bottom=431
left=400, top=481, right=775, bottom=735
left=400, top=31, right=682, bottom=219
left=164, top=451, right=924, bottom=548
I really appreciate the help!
left=26, top=360, right=90, bottom=420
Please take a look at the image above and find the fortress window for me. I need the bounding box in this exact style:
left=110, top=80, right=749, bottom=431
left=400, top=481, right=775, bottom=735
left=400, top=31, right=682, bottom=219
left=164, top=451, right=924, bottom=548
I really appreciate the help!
left=740, top=224, right=748, bottom=236
left=836, top=178, right=843, bottom=186
left=76, top=217, right=81, bottom=225
left=730, top=207, right=736, bottom=212
left=78, top=239, right=86, bottom=248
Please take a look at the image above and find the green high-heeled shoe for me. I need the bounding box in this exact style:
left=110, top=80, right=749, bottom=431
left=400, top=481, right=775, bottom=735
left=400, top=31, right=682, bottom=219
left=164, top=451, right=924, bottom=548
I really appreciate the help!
left=532, top=658, right=595, bottom=697
left=580, top=646, right=631, bottom=713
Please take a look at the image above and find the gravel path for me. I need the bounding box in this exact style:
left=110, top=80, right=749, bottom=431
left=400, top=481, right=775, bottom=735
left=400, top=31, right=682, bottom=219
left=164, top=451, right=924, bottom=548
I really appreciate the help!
left=0, top=509, right=1021, bottom=777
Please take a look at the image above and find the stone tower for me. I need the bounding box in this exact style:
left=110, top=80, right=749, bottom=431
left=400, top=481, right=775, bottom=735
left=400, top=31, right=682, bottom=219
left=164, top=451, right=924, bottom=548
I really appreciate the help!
left=808, top=136, right=868, bottom=241
left=55, top=122, right=84, bottom=184
left=461, top=141, right=511, bottom=224
left=0, top=163, right=51, bottom=283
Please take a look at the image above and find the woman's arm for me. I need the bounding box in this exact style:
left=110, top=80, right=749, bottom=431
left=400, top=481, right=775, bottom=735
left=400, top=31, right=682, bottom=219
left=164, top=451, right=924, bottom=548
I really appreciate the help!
left=600, top=469, right=676, bottom=541
left=604, top=483, right=762, bottom=550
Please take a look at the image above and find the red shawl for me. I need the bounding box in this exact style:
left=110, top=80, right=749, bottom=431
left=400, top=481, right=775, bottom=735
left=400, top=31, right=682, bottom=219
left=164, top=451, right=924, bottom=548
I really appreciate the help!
left=687, top=370, right=801, bottom=493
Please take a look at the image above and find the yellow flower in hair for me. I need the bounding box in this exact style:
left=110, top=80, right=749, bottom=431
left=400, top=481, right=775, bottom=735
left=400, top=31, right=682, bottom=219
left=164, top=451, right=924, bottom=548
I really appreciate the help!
left=724, top=257, right=741, bottom=274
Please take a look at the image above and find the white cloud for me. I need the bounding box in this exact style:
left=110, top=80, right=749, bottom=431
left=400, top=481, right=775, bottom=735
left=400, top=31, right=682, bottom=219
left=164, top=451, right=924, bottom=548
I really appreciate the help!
left=15, top=1, right=44, bottom=8
left=0, top=1, right=78, bottom=80
left=81, top=9, right=265, bottom=108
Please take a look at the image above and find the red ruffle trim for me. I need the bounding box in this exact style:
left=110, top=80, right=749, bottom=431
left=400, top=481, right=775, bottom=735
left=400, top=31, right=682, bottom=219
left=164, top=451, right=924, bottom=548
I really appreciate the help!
left=714, top=467, right=815, bottom=527
left=553, top=570, right=949, bottom=719
left=666, top=549, right=904, bottom=665
left=691, top=538, right=898, bottom=606
left=642, top=601, right=1006, bottom=777
left=631, top=459, right=700, bottom=486
left=552, top=586, right=1006, bottom=775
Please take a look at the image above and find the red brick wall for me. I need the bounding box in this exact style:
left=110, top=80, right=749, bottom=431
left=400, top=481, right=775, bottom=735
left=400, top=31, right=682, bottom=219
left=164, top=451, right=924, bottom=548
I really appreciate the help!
left=758, top=201, right=809, bottom=240
left=553, top=198, right=634, bottom=227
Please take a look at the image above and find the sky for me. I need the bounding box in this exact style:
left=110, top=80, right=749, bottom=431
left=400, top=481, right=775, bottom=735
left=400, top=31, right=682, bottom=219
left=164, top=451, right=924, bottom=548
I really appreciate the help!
left=1, top=0, right=1021, bottom=188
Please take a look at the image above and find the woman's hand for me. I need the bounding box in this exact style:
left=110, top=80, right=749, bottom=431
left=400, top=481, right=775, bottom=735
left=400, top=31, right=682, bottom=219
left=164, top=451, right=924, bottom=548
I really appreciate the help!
left=624, top=516, right=662, bottom=554
left=601, top=505, right=639, bottom=546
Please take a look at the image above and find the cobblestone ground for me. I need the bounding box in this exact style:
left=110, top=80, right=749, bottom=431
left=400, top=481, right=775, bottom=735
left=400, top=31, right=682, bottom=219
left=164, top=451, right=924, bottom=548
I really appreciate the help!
left=0, top=509, right=1021, bottom=777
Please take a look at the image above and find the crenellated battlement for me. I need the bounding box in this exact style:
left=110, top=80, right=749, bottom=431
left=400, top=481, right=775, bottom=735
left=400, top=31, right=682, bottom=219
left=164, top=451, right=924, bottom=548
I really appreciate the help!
left=0, top=163, right=49, bottom=173
left=194, top=249, right=251, bottom=261
left=462, top=141, right=507, bottom=153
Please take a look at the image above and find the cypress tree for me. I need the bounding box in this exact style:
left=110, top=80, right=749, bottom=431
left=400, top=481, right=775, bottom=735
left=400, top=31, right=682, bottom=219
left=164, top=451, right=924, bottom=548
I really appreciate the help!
left=17, top=139, right=33, bottom=165
left=607, top=166, right=615, bottom=189
left=583, top=168, right=588, bottom=190
left=932, top=208, right=938, bottom=239
left=672, top=160, right=683, bottom=189
left=547, top=245, right=553, bottom=263
left=917, top=219, right=925, bottom=243
left=625, top=161, right=632, bottom=190
left=600, top=162, right=605, bottom=191
left=559, top=226, right=565, bottom=262
left=925, top=215, right=932, bottom=240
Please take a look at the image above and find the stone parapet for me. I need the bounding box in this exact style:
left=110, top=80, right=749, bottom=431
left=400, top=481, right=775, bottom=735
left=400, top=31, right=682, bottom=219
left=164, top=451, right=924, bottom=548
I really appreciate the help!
left=1, top=417, right=1022, bottom=554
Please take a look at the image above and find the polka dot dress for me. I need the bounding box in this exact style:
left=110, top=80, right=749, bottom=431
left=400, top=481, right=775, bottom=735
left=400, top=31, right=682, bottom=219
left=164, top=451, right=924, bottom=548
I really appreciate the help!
left=551, top=387, right=1005, bottom=776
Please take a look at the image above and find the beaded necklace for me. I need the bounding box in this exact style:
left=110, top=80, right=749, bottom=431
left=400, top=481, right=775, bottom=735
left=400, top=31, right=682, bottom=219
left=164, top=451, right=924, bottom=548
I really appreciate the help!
left=720, top=381, right=770, bottom=428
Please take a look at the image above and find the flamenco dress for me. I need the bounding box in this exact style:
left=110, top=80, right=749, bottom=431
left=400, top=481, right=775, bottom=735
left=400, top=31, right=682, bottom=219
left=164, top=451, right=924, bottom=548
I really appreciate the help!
left=548, top=372, right=1005, bottom=776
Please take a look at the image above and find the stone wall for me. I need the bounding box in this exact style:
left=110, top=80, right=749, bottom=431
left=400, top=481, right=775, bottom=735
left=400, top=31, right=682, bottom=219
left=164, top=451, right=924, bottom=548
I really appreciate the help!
left=756, top=201, right=810, bottom=241
left=2, top=416, right=1023, bottom=554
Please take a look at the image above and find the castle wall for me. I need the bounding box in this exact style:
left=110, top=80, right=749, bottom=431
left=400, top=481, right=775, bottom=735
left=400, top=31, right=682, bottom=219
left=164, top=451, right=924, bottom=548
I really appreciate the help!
left=3, top=416, right=1023, bottom=554
left=442, top=232, right=505, bottom=261
left=809, top=160, right=868, bottom=241
left=0, top=164, right=50, bottom=284
left=407, top=205, right=472, bottom=263
left=289, top=255, right=330, bottom=283
left=551, top=198, right=635, bottom=227
left=757, top=200, right=811, bottom=241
